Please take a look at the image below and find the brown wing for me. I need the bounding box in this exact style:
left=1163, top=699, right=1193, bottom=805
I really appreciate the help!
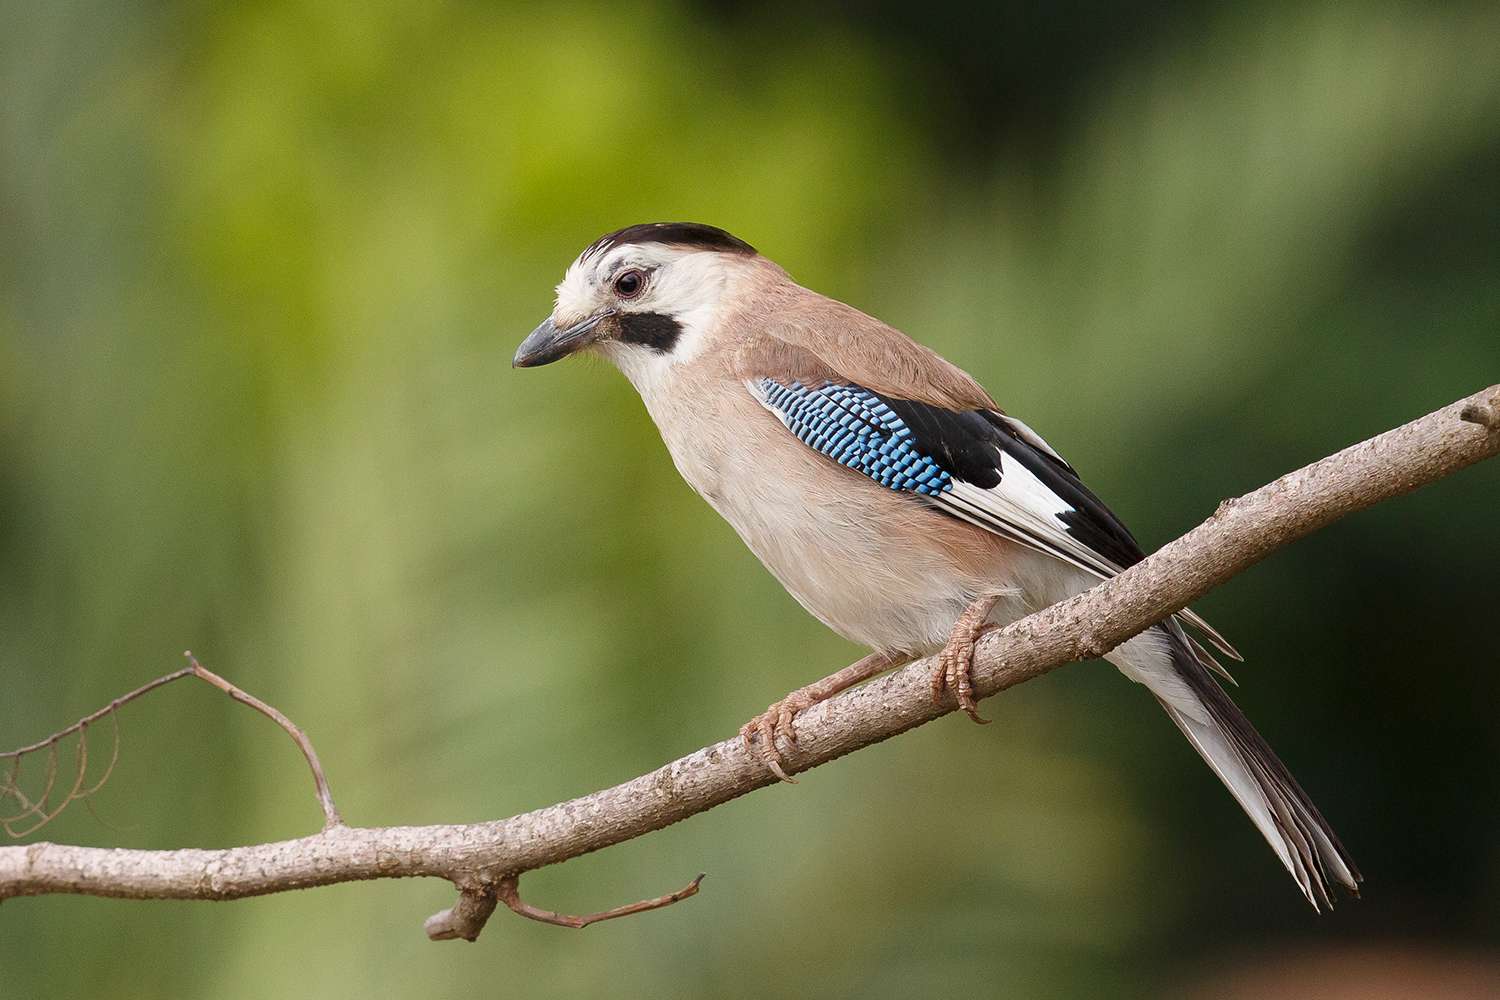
left=730, top=285, right=999, bottom=413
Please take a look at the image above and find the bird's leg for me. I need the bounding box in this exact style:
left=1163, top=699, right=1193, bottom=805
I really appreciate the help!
left=741, top=650, right=908, bottom=783
left=932, top=594, right=1002, bottom=724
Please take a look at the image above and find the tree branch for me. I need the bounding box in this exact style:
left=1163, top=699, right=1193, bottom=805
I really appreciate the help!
left=1, top=385, right=1496, bottom=941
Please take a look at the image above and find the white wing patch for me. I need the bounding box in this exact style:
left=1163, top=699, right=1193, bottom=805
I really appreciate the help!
left=945, top=473, right=1112, bottom=580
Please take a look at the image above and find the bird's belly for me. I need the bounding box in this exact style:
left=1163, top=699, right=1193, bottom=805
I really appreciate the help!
left=705, top=465, right=1025, bottom=654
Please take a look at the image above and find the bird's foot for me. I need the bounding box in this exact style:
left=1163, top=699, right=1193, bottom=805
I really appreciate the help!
left=931, top=596, right=1002, bottom=724
left=739, top=690, right=816, bottom=784
left=739, top=650, right=907, bottom=784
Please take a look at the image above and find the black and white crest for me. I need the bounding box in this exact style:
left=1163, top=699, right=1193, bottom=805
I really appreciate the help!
left=583, top=222, right=755, bottom=261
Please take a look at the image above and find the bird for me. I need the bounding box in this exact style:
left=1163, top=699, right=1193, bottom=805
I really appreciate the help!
left=513, top=221, right=1361, bottom=909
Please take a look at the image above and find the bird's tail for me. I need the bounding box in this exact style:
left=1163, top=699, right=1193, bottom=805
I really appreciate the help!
left=1131, top=626, right=1362, bottom=909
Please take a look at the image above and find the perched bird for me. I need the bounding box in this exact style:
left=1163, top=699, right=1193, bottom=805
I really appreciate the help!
left=514, top=222, right=1361, bottom=909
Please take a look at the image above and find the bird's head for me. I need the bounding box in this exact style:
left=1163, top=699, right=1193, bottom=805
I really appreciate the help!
left=513, top=222, right=761, bottom=372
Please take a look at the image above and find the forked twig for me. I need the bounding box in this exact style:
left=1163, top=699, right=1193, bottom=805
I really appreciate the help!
left=1, top=669, right=190, bottom=760
left=2, top=709, right=122, bottom=838
left=1, top=654, right=341, bottom=834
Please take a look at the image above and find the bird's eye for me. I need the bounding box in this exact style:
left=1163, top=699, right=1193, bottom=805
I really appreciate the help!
left=613, top=269, right=645, bottom=299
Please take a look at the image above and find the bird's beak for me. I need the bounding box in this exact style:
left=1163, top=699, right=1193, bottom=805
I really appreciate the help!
left=512, top=310, right=614, bottom=368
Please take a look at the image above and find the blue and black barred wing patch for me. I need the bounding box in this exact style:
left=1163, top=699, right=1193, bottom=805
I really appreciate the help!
left=747, top=376, right=1240, bottom=661
left=749, top=380, right=956, bottom=495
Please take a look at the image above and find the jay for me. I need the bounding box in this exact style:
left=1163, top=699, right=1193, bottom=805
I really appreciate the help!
left=514, top=222, right=1360, bottom=909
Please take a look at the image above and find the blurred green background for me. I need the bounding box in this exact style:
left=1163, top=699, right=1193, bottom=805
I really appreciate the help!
left=3, top=2, right=1498, bottom=997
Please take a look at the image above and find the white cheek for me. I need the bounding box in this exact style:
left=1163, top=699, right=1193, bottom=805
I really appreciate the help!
left=668, top=303, right=718, bottom=364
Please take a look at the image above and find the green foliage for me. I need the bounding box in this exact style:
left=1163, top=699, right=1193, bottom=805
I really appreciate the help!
left=2, top=2, right=1497, bottom=996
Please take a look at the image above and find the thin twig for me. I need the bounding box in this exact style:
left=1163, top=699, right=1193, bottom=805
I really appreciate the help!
left=3, top=671, right=161, bottom=834
left=2, top=657, right=341, bottom=834
left=495, top=873, right=707, bottom=929
left=77, top=713, right=122, bottom=801
left=0, top=739, right=77, bottom=838
left=183, top=652, right=343, bottom=830
left=424, top=872, right=707, bottom=940
left=0, top=668, right=193, bottom=759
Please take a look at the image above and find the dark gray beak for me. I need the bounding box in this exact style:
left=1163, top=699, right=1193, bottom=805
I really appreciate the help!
left=512, top=310, right=614, bottom=368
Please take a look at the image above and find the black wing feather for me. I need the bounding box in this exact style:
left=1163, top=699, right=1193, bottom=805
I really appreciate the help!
left=880, top=395, right=1141, bottom=571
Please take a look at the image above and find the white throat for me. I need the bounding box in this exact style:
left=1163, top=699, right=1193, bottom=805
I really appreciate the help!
left=598, top=299, right=720, bottom=404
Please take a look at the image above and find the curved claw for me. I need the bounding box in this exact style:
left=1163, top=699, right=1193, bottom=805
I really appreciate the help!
left=761, top=750, right=794, bottom=784
left=739, top=713, right=796, bottom=783
left=931, top=620, right=996, bottom=725
left=740, top=694, right=815, bottom=784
